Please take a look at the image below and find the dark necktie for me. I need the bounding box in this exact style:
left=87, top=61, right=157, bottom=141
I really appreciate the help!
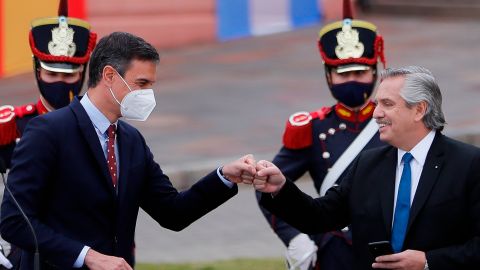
left=107, top=124, right=117, bottom=188
left=391, top=152, right=413, bottom=253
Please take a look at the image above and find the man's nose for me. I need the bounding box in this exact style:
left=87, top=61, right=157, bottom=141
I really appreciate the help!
left=373, top=106, right=381, bottom=119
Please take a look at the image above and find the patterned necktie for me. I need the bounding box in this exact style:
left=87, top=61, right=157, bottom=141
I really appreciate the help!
left=391, top=152, right=413, bottom=253
left=107, top=124, right=117, bottom=188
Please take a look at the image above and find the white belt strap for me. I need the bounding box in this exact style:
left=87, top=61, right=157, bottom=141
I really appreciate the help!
left=319, top=119, right=378, bottom=196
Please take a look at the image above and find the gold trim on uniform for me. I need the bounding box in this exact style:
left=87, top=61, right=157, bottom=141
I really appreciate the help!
left=318, top=20, right=377, bottom=38
left=31, top=17, right=91, bottom=29
left=337, top=108, right=352, bottom=118
left=361, top=104, right=374, bottom=115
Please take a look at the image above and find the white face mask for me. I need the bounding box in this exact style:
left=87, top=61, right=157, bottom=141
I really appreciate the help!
left=109, top=70, right=156, bottom=121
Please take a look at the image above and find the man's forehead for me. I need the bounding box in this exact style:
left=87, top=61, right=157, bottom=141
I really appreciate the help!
left=124, top=61, right=157, bottom=82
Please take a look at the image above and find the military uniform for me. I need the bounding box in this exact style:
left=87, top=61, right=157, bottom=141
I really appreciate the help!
left=256, top=0, right=387, bottom=269
left=0, top=101, right=49, bottom=168
left=0, top=1, right=96, bottom=268
left=259, top=102, right=384, bottom=269
left=0, top=0, right=96, bottom=169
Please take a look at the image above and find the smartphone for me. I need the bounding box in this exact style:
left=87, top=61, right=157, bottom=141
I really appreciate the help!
left=368, top=241, right=393, bottom=258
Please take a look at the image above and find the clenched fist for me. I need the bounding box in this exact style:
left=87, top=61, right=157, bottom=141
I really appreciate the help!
left=253, top=160, right=286, bottom=193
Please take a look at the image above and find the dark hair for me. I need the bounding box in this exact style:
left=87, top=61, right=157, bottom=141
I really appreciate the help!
left=87, top=32, right=160, bottom=88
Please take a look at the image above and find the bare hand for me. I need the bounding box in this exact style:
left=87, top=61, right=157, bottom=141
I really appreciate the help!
left=221, top=154, right=257, bottom=184
left=372, top=249, right=426, bottom=270
left=84, top=249, right=133, bottom=270
left=253, top=160, right=286, bottom=193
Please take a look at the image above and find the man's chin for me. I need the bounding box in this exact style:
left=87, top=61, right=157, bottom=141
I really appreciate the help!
left=379, top=132, right=391, bottom=143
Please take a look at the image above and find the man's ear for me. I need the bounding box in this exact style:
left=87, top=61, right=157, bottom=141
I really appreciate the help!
left=102, top=65, right=116, bottom=87
left=414, top=101, right=428, bottom=122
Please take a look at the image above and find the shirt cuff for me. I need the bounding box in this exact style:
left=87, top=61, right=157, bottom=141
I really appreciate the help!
left=217, top=167, right=234, bottom=188
left=73, top=246, right=90, bottom=268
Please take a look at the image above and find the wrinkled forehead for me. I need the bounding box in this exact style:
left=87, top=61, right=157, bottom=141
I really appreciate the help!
left=375, top=77, right=405, bottom=100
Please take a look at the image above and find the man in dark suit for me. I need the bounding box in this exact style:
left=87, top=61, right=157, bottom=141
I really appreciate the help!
left=254, top=66, right=480, bottom=270
left=0, top=32, right=256, bottom=270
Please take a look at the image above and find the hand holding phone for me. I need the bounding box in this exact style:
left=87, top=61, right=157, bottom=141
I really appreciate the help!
left=368, top=241, right=393, bottom=258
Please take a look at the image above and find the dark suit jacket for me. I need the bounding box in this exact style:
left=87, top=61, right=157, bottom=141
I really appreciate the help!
left=0, top=98, right=238, bottom=269
left=261, top=132, right=480, bottom=270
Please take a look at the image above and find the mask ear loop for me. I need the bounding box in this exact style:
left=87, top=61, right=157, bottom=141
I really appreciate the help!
left=108, top=87, right=123, bottom=107
left=108, top=67, right=133, bottom=110
left=113, top=69, right=134, bottom=93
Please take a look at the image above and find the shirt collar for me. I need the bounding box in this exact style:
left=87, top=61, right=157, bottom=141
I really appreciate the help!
left=80, top=93, right=116, bottom=135
left=397, top=130, right=436, bottom=166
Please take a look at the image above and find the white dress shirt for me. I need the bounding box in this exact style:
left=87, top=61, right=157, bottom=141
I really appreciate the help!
left=393, top=130, right=436, bottom=217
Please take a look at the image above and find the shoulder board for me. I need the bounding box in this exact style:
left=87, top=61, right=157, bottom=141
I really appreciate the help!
left=0, top=105, right=15, bottom=124
left=282, top=107, right=332, bottom=149
left=0, top=105, right=19, bottom=145
left=283, top=111, right=314, bottom=149
left=14, top=103, right=37, bottom=119
left=310, top=106, right=332, bottom=121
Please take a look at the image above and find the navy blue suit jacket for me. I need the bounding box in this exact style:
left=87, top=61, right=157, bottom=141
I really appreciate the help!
left=262, top=132, right=480, bottom=270
left=0, top=98, right=237, bottom=269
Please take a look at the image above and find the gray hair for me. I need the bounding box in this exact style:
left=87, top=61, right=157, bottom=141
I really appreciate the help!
left=380, top=66, right=446, bottom=131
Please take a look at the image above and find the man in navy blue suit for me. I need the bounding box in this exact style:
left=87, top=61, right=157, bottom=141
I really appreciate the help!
left=0, top=32, right=256, bottom=270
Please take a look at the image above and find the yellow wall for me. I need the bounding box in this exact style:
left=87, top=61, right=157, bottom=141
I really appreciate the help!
left=3, top=0, right=58, bottom=76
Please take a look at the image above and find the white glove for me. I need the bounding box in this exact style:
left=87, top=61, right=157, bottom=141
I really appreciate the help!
left=285, top=233, right=317, bottom=270
left=0, top=252, right=12, bottom=269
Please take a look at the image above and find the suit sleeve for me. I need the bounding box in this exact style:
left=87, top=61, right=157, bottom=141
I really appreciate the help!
left=0, top=117, right=84, bottom=268
left=260, top=155, right=356, bottom=235
left=426, top=150, right=480, bottom=269
left=255, top=146, right=311, bottom=246
left=138, top=134, right=238, bottom=232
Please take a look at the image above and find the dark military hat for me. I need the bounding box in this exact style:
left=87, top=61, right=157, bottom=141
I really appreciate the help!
left=317, top=0, right=386, bottom=73
left=29, top=0, right=97, bottom=73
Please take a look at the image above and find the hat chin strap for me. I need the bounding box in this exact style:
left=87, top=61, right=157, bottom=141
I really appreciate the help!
left=39, top=95, right=54, bottom=112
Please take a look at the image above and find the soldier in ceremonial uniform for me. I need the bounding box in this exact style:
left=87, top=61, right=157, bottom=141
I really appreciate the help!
left=0, top=0, right=96, bottom=169
left=0, top=0, right=96, bottom=268
left=256, top=1, right=387, bottom=269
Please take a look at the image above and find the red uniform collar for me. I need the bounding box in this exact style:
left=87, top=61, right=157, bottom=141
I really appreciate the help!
left=335, top=101, right=375, bottom=123
left=36, top=99, right=50, bottom=115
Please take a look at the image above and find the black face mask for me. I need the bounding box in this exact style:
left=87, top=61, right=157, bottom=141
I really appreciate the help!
left=330, top=81, right=375, bottom=108
left=37, top=80, right=82, bottom=109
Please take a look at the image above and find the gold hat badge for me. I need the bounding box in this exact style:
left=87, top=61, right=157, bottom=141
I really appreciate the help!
left=48, top=16, right=76, bottom=57
left=335, top=19, right=364, bottom=59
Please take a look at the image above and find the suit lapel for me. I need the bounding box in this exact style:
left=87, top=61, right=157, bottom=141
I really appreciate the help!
left=379, top=147, right=398, bottom=237
left=70, top=98, right=115, bottom=195
left=116, top=121, right=132, bottom=201
left=407, top=132, right=445, bottom=231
